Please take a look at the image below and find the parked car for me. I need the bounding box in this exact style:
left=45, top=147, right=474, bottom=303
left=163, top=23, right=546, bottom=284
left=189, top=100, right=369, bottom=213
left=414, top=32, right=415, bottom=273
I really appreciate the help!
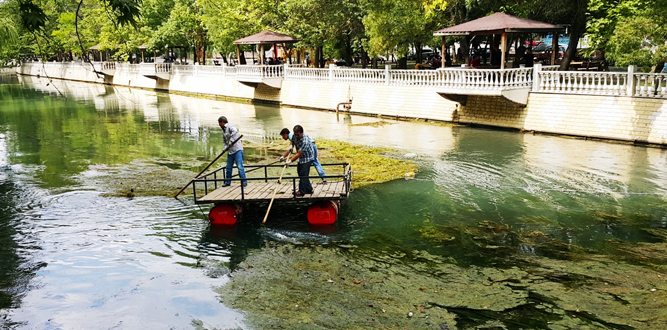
left=534, top=46, right=565, bottom=64
left=407, top=48, right=435, bottom=61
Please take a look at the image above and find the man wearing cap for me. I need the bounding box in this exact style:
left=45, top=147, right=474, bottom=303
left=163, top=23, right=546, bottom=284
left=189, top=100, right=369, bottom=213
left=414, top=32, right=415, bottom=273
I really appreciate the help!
left=284, top=125, right=314, bottom=196
left=218, top=116, right=247, bottom=187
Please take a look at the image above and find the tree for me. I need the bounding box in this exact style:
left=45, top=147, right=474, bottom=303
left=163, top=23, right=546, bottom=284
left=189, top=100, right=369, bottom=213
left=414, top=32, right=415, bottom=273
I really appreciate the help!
left=149, top=1, right=207, bottom=62
left=586, top=0, right=667, bottom=70
left=606, top=11, right=667, bottom=69
left=363, top=0, right=447, bottom=68
left=200, top=0, right=270, bottom=62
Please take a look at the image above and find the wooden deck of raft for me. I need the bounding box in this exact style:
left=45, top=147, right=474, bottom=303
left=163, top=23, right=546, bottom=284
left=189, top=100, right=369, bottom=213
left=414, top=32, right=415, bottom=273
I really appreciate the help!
left=197, top=179, right=348, bottom=204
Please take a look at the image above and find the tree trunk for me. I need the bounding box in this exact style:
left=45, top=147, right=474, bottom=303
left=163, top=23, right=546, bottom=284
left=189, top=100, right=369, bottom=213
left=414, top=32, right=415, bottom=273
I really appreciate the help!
left=461, top=36, right=471, bottom=64
left=361, top=48, right=368, bottom=68
left=398, top=57, right=407, bottom=69
left=344, top=32, right=353, bottom=65
left=318, top=46, right=324, bottom=68
left=560, top=0, right=589, bottom=70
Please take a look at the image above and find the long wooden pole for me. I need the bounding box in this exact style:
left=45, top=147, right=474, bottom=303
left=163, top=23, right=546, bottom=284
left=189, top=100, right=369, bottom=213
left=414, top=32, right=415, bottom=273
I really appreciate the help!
left=262, top=163, right=288, bottom=224
left=229, top=159, right=281, bottom=178
left=174, top=135, right=243, bottom=198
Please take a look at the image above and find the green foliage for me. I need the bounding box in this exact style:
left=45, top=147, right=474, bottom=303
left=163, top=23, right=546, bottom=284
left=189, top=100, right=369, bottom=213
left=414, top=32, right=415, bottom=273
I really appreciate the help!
left=606, top=13, right=667, bottom=67
left=19, top=0, right=48, bottom=32
left=4, top=0, right=667, bottom=67
left=106, top=0, right=142, bottom=27
left=363, top=0, right=435, bottom=58
left=586, top=0, right=667, bottom=68
left=149, top=1, right=204, bottom=51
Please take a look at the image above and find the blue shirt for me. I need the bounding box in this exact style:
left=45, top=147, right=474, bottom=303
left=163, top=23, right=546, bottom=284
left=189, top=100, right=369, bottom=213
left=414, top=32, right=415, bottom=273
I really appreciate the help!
left=294, top=134, right=315, bottom=164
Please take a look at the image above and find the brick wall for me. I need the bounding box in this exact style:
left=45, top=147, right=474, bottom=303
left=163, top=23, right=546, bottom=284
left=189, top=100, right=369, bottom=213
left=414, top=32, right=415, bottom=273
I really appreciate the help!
left=525, top=93, right=667, bottom=145
left=457, top=96, right=526, bottom=129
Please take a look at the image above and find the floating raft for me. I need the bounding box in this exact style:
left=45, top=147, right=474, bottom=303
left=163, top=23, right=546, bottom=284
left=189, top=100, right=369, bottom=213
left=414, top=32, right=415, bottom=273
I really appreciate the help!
left=198, top=180, right=348, bottom=203
left=191, top=163, right=352, bottom=225
left=192, top=163, right=351, bottom=204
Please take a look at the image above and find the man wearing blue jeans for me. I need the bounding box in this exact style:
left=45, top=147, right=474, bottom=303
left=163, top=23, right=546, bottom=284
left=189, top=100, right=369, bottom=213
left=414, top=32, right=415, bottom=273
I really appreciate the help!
left=279, top=127, right=326, bottom=183
left=218, top=116, right=247, bottom=187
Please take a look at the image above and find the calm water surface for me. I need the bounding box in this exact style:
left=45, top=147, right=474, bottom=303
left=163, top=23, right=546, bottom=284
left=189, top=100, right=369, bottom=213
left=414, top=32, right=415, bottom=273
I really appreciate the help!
left=1, top=74, right=666, bottom=329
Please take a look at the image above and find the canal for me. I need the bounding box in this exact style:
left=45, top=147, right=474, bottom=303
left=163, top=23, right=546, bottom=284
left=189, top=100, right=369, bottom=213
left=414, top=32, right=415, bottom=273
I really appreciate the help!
left=1, top=74, right=666, bottom=329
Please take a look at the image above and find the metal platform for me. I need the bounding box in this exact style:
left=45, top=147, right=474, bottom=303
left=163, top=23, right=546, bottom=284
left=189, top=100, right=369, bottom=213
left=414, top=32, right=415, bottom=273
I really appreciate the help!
left=191, top=163, right=351, bottom=204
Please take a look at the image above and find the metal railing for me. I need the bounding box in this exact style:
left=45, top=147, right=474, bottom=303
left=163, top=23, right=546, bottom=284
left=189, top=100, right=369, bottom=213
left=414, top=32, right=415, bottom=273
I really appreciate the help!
left=191, top=162, right=352, bottom=203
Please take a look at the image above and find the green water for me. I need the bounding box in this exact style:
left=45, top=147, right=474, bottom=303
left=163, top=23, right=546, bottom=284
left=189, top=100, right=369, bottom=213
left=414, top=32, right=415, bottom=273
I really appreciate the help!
left=1, top=75, right=666, bottom=329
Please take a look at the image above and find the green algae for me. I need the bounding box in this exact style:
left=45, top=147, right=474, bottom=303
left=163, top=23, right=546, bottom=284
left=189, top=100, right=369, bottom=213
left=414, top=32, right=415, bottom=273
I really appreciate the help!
left=315, top=140, right=418, bottom=188
left=69, top=137, right=417, bottom=197
left=350, top=121, right=396, bottom=128
left=214, top=241, right=667, bottom=330
left=75, top=159, right=204, bottom=197
left=264, top=138, right=418, bottom=189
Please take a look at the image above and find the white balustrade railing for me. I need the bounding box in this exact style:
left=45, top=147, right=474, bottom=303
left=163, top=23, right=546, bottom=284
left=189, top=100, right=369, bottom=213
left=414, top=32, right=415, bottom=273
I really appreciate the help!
left=100, top=62, right=116, bottom=71
left=155, top=63, right=172, bottom=74
left=139, top=63, right=155, bottom=75
left=124, top=63, right=140, bottom=73
left=388, top=67, right=533, bottom=89
left=15, top=62, right=667, bottom=99
left=236, top=65, right=283, bottom=80
left=537, top=70, right=628, bottom=96
left=284, top=67, right=329, bottom=81
left=333, top=68, right=386, bottom=85
left=172, top=64, right=194, bottom=74
left=634, top=73, right=667, bottom=98
left=389, top=69, right=443, bottom=87
left=224, top=65, right=237, bottom=76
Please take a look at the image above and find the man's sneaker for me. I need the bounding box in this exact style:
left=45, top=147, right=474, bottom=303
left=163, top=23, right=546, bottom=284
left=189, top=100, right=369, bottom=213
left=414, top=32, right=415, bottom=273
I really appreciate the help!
left=242, top=183, right=248, bottom=187
left=222, top=183, right=231, bottom=187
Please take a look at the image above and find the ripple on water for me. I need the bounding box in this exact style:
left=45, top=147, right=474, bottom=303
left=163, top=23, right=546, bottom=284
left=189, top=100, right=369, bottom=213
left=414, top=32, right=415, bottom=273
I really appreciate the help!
left=6, top=190, right=246, bottom=329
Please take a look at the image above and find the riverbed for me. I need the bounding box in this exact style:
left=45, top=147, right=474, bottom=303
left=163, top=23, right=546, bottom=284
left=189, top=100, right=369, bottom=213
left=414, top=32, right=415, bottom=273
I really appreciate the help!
left=1, top=74, right=666, bottom=329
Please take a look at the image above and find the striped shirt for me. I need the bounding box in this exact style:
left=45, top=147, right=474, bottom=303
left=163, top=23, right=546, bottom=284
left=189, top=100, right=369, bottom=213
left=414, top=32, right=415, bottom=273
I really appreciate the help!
left=294, top=134, right=315, bottom=164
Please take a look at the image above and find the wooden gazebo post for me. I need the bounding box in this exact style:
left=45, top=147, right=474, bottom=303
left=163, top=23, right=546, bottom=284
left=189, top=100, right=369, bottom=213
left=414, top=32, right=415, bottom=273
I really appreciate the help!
left=441, top=36, right=446, bottom=68
left=500, top=32, right=507, bottom=70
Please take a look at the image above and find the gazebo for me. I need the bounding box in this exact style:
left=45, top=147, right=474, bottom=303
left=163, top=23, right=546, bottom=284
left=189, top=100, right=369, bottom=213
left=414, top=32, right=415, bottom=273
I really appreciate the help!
left=233, top=30, right=298, bottom=65
left=433, top=13, right=565, bottom=69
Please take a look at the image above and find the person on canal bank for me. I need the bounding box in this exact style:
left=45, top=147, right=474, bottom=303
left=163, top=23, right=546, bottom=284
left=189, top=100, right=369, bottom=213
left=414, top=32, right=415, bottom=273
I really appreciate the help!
left=523, top=48, right=534, bottom=68
left=218, top=116, right=247, bottom=187
left=284, top=125, right=314, bottom=197
left=279, top=127, right=327, bottom=183
left=470, top=54, right=481, bottom=68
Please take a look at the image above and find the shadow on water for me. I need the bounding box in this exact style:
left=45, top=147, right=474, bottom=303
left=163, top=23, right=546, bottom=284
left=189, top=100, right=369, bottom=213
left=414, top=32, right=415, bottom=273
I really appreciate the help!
left=0, top=178, right=45, bottom=328
left=445, top=291, right=636, bottom=330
